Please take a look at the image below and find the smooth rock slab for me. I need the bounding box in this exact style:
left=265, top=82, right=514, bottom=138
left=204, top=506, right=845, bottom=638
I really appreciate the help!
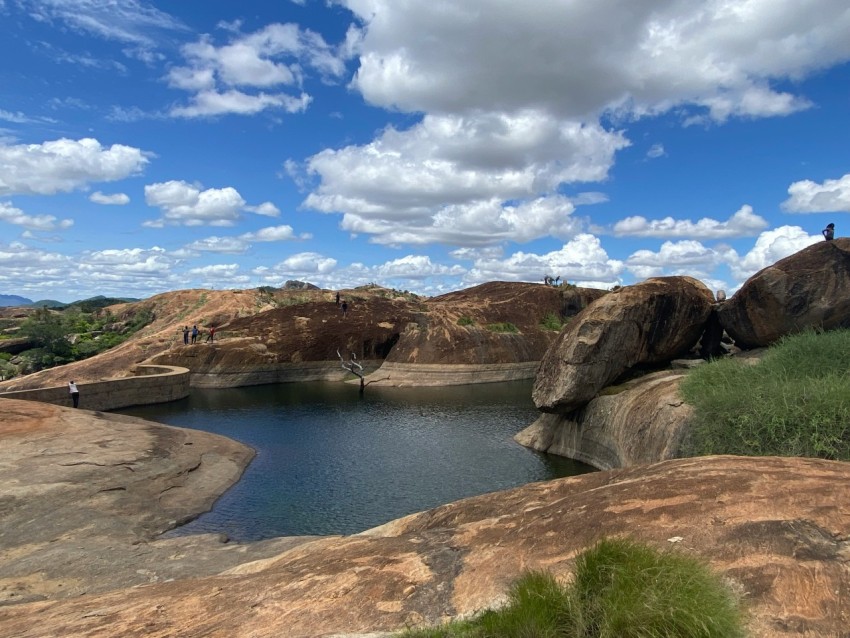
left=0, top=399, right=314, bottom=606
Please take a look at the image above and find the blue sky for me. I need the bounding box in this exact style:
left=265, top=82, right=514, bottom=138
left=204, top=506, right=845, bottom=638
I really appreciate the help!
left=1, top=0, right=849, bottom=303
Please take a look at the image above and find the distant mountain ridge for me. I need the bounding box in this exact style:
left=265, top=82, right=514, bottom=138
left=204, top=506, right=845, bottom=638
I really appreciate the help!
left=0, top=294, right=142, bottom=309
left=0, top=295, right=33, bottom=307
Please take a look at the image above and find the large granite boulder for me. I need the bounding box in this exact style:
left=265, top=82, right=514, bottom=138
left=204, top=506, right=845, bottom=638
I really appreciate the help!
left=718, top=238, right=850, bottom=348
left=533, top=277, right=714, bottom=413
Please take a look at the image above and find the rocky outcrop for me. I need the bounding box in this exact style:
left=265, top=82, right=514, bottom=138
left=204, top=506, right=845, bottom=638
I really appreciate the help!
left=516, top=370, right=692, bottom=469
left=533, top=277, right=714, bottom=413
left=365, top=282, right=604, bottom=385
left=1, top=442, right=848, bottom=637
left=0, top=399, right=315, bottom=606
left=718, top=237, right=850, bottom=348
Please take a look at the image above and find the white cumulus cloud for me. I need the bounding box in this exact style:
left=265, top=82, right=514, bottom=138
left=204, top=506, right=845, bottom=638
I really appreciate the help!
left=0, top=201, right=73, bottom=231
left=782, top=173, right=850, bottom=213
left=613, top=205, right=768, bottom=239
left=0, top=138, right=150, bottom=196
left=89, top=191, right=130, bottom=205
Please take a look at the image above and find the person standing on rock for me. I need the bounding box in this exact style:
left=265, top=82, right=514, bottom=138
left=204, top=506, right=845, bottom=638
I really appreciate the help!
left=823, top=223, right=835, bottom=241
left=206, top=325, right=216, bottom=343
left=182, top=325, right=189, bottom=345
left=68, top=380, right=79, bottom=408
left=191, top=325, right=199, bottom=344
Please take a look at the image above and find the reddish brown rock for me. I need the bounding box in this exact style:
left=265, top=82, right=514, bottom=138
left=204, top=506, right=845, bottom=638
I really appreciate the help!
left=533, top=277, right=714, bottom=413
left=718, top=238, right=850, bottom=348
left=0, top=452, right=848, bottom=638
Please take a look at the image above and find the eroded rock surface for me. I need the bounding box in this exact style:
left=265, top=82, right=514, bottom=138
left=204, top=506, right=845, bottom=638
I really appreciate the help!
left=533, top=277, right=714, bottom=413
left=718, top=237, right=850, bottom=348
left=518, top=370, right=692, bottom=469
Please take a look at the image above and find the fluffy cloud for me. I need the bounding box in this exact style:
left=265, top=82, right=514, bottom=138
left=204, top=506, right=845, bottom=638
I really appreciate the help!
left=168, top=23, right=344, bottom=117
left=344, top=0, right=847, bottom=121
left=625, top=240, right=732, bottom=281
left=144, top=180, right=279, bottom=227
left=0, top=201, right=73, bottom=231
left=373, top=255, right=465, bottom=279
left=0, top=138, right=150, bottom=196
left=465, top=234, right=623, bottom=286
left=185, top=225, right=306, bottom=253
left=89, top=191, right=130, bottom=205
left=252, top=253, right=338, bottom=286
left=782, top=173, right=850, bottom=213
left=613, top=205, right=768, bottom=239
left=303, top=112, right=626, bottom=245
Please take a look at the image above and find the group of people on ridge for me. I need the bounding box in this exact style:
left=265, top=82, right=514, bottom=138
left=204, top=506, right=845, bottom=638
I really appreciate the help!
left=181, top=324, right=214, bottom=344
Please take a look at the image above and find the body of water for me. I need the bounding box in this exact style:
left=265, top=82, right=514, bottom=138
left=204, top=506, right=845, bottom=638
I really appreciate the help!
left=116, top=381, right=592, bottom=541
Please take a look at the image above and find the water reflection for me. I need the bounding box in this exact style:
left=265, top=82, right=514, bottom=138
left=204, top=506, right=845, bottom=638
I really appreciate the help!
left=116, top=381, right=592, bottom=541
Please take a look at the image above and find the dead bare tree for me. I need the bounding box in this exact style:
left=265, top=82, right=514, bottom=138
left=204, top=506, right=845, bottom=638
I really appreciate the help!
left=338, top=349, right=366, bottom=395
left=337, top=349, right=389, bottom=395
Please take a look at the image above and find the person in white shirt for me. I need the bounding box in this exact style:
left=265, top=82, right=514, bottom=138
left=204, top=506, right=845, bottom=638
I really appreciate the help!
left=68, top=381, right=79, bottom=408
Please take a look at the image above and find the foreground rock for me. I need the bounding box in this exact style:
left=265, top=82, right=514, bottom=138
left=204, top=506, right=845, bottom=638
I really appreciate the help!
left=533, top=277, right=714, bottom=413
left=0, top=400, right=314, bottom=606
left=0, top=421, right=848, bottom=638
left=718, top=237, right=850, bottom=348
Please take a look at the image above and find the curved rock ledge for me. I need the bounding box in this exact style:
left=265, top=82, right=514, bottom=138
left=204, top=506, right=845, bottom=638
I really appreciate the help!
left=0, top=364, right=190, bottom=411
left=364, top=361, right=541, bottom=386
left=188, top=360, right=382, bottom=388
left=516, top=370, right=691, bottom=470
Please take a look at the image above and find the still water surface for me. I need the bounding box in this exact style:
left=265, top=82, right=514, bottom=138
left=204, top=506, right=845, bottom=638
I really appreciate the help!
left=117, top=381, right=592, bottom=541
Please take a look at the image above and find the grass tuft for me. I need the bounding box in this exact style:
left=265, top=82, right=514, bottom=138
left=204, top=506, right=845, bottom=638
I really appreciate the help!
left=486, top=322, right=519, bottom=334
left=540, top=312, right=564, bottom=331
left=397, top=538, right=744, bottom=637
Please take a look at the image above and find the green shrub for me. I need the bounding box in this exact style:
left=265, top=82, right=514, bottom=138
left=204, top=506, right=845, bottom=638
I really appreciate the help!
left=457, top=316, right=475, bottom=326
left=680, top=328, right=850, bottom=460
left=486, top=322, right=519, bottom=334
left=540, top=312, right=564, bottom=331
left=398, top=538, right=744, bottom=637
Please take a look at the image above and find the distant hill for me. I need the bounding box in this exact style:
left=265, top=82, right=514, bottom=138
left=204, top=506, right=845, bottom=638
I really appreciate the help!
left=69, top=296, right=141, bottom=313
left=31, top=299, right=67, bottom=309
left=0, top=295, right=33, bottom=307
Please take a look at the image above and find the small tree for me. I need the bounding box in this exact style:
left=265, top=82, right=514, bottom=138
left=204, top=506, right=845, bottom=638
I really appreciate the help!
left=19, top=307, right=72, bottom=359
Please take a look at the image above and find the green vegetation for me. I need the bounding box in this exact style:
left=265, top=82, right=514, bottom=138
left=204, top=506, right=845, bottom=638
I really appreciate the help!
left=486, top=322, right=519, bottom=334
left=681, top=328, right=850, bottom=460
left=3, top=304, right=156, bottom=378
left=398, top=537, right=744, bottom=638
left=540, top=312, right=565, bottom=331
left=457, top=315, right=475, bottom=326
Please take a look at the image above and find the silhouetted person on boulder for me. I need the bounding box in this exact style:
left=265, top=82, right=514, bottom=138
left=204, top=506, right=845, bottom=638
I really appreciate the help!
left=823, top=223, right=835, bottom=241
left=341, top=301, right=348, bottom=317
